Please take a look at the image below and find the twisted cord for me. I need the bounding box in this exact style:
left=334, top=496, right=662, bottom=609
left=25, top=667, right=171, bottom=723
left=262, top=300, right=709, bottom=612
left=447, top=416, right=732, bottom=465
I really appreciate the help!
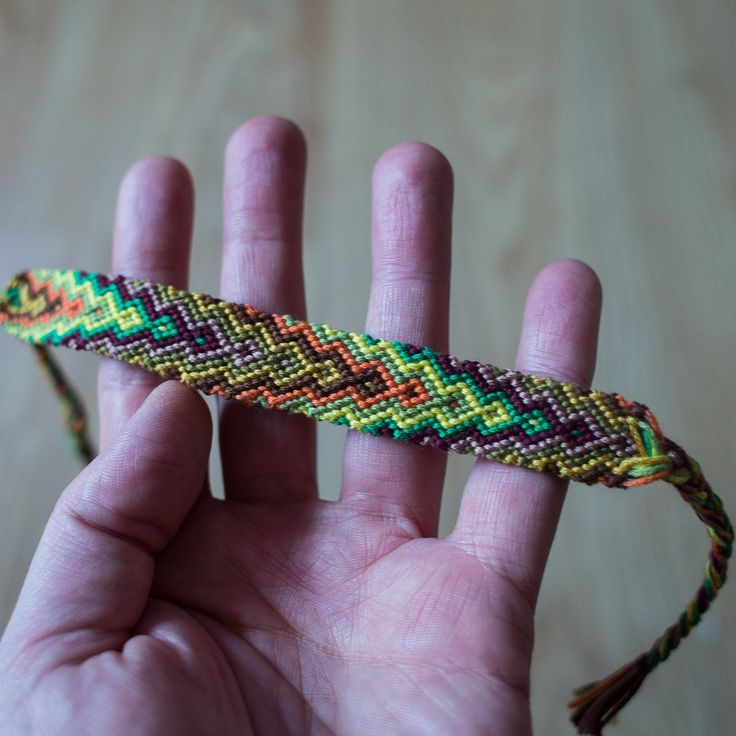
left=32, top=344, right=95, bottom=463
left=648, top=442, right=732, bottom=673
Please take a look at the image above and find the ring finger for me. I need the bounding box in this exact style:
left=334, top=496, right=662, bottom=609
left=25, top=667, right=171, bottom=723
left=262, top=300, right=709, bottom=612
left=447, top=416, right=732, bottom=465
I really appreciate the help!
left=340, top=142, right=453, bottom=537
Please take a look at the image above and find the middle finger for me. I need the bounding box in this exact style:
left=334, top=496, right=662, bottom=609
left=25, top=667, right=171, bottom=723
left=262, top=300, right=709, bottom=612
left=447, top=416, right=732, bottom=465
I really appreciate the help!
left=218, top=117, right=316, bottom=503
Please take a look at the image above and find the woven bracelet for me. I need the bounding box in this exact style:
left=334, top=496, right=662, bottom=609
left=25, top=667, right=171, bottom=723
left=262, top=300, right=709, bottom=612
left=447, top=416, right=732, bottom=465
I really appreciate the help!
left=0, top=267, right=732, bottom=734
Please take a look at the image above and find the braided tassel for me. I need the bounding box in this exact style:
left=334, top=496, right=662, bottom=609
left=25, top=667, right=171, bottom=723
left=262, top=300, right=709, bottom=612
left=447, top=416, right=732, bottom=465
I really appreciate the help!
left=568, top=427, right=733, bottom=733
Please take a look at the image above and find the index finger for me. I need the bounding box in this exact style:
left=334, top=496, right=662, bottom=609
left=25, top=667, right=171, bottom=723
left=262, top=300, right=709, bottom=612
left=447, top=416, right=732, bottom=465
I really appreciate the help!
left=97, top=157, right=194, bottom=448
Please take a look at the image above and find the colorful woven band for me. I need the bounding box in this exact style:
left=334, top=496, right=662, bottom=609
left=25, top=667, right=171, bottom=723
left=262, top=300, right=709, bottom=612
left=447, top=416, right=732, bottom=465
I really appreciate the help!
left=0, top=268, right=732, bottom=734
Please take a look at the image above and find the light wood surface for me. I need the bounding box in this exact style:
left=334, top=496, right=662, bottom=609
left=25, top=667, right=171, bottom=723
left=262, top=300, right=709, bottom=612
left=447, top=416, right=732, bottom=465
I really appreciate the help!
left=1, top=1, right=735, bottom=733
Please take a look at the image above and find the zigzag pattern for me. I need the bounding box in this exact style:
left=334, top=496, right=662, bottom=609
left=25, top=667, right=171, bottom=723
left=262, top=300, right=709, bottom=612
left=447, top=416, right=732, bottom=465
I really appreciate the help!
left=1, top=268, right=654, bottom=486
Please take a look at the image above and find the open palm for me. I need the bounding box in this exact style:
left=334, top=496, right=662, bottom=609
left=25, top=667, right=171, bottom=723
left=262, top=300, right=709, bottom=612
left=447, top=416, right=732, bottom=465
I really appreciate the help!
left=0, top=117, right=602, bottom=735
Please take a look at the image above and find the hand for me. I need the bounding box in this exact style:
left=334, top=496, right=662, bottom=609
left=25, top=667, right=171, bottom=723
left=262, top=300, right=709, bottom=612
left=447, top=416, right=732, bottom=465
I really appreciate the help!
left=0, top=117, right=602, bottom=735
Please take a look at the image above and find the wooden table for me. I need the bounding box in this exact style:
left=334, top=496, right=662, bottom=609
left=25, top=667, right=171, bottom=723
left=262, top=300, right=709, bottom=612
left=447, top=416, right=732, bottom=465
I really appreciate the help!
left=1, top=2, right=734, bottom=733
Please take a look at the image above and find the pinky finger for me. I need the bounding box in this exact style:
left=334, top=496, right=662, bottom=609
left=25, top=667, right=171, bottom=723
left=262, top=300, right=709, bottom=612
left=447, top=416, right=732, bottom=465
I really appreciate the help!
left=449, top=259, right=602, bottom=606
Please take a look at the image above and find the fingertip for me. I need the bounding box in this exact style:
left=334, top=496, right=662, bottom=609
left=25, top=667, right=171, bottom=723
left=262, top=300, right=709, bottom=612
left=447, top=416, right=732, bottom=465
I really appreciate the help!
left=369, top=141, right=454, bottom=293
left=119, top=156, right=194, bottom=210
left=516, top=259, right=602, bottom=387
left=225, top=116, right=307, bottom=167
left=138, top=381, right=213, bottom=452
left=103, top=380, right=214, bottom=494
left=373, top=141, right=454, bottom=192
left=113, top=155, right=195, bottom=286
left=527, top=258, right=602, bottom=306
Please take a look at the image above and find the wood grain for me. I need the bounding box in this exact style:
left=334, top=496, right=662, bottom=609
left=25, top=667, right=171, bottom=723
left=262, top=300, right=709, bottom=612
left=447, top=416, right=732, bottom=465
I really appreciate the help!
left=1, top=1, right=734, bottom=733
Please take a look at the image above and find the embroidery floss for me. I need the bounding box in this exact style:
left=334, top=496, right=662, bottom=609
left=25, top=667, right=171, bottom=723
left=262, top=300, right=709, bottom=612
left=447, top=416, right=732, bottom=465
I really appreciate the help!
left=1, top=268, right=732, bottom=734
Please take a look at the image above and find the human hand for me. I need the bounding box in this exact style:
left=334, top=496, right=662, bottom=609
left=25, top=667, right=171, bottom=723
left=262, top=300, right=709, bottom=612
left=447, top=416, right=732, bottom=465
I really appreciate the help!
left=0, top=117, right=602, bottom=735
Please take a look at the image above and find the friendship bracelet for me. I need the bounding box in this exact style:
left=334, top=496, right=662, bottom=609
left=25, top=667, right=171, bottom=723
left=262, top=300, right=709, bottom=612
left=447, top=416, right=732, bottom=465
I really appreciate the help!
left=1, top=268, right=732, bottom=734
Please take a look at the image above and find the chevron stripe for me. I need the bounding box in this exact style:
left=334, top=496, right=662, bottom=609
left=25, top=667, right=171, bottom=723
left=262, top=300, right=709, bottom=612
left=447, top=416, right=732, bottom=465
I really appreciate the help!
left=1, top=268, right=652, bottom=486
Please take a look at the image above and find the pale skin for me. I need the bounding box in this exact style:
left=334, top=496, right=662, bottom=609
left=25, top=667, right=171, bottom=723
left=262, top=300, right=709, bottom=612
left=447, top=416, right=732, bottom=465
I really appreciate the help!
left=0, top=117, right=602, bottom=735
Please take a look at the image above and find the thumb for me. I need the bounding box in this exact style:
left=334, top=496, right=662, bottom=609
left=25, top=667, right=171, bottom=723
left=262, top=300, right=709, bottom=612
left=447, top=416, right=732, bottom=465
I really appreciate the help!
left=1, top=380, right=211, bottom=666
